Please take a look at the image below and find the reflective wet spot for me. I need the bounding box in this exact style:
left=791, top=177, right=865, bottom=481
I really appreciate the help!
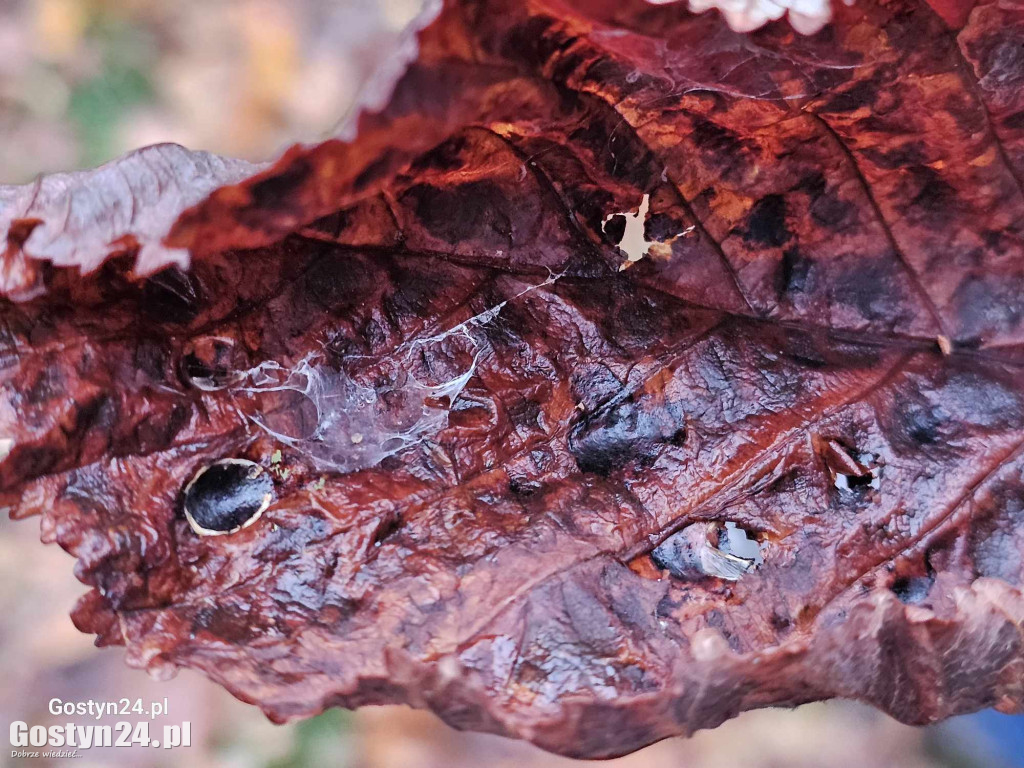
left=690, top=628, right=732, bottom=661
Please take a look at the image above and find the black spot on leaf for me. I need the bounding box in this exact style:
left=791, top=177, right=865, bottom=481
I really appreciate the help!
left=183, top=459, right=275, bottom=536
left=743, top=195, right=789, bottom=247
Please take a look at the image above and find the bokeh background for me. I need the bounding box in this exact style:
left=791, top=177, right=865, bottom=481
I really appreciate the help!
left=0, top=1, right=1022, bottom=766
left=0, top=0, right=418, bottom=182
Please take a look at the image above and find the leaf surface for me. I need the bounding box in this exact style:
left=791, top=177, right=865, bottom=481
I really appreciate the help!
left=2, top=0, right=1024, bottom=757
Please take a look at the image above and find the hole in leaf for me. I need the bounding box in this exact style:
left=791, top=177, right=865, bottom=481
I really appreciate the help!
left=651, top=521, right=767, bottom=581
left=719, top=521, right=765, bottom=566
left=372, top=513, right=404, bottom=547
left=180, top=336, right=248, bottom=391
left=817, top=437, right=881, bottom=491
left=182, top=459, right=275, bottom=536
left=602, top=194, right=655, bottom=270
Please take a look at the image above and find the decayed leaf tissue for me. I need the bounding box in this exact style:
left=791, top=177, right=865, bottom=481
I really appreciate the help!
left=1, top=0, right=1022, bottom=758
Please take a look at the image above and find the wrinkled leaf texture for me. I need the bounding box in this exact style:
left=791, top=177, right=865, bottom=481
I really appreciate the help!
left=2, top=0, right=1024, bottom=757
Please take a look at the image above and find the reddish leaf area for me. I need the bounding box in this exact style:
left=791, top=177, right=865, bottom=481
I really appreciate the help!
left=2, top=0, right=1024, bottom=758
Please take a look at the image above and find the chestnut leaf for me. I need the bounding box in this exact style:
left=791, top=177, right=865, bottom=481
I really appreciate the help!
left=2, top=0, right=1023, bottom=758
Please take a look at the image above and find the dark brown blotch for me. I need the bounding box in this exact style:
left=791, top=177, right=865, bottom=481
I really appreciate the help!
left=569, top=392, right=685, bottom=476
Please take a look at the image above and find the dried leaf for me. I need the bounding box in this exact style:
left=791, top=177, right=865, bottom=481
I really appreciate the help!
left=0, top=145, right=261, bottom=300
left=2, top=0, right=1024, bottom=758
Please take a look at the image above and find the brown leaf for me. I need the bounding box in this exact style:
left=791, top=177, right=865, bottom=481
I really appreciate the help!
left=3, top=0, right=1024, bottom=758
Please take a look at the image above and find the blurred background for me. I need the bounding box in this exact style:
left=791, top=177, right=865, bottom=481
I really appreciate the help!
left=0, top=0, right=419, bottom=181
left=0, top=1, right=1022, bottom=766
